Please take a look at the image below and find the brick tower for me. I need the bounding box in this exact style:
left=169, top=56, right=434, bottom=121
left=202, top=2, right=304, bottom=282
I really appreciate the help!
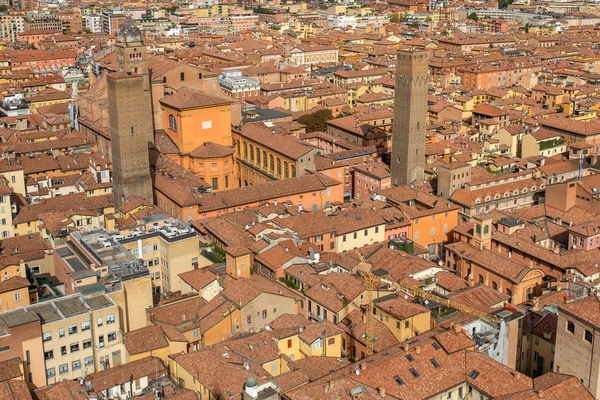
left=114, top=15, right=154, bottom=146
left=391, top=49, right=429, bottom=186
left=108, top=17, right=153, bottom=209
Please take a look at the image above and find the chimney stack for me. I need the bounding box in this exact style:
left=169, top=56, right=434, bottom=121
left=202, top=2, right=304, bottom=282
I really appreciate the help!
left=415, top=346, right=421, bottom=355
left=378, top=386, right=386, bottom=398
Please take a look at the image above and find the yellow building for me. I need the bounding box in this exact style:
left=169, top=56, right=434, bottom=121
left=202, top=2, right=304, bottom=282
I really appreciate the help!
left=373, top=294, right=431, bottom=342
left=0, top=180, right=14, bottom=238
left=118, top=216, right=209, bottom=295
left=28, top=88, right=71, bottom=111
left=124, top=324, right=187, bottom=364
left=0, top=277, right=30, bottom=311
left=26, top=294, right=127, bottom=384
left=331, top=212, right=386, bottom=253
left=270, top=314, right=343, bottom=362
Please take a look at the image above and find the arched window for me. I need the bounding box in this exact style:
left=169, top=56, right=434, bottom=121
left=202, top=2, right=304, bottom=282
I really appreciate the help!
left=567, top=321, right=575, bottom=334
left=243, top=142, right=248, bottom=159
left=478, top=275, right=484, bottom=284
left=476, top=224, right=481, bottom=234
left=256, top=148, right=261, bottom=166
left=169, top=115, right=177, bottom=131
left=483, top=225, right=489, bottom=234
left=249, top=144, right=254, bottom=162
left=269, top=155, right=274, bottom=172
left=284, top=162, right=289, bottom=178
left=277, top=158, right=282, bottom=176
left=291, top=165, right=297, bottom=177
left=263, top=151, right=267, bottom=169
left=492, top=282, right=498, bottom=290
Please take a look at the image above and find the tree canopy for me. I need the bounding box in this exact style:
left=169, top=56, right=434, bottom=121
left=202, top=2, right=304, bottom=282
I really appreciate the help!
left=298, top=109, right=333, bottom=133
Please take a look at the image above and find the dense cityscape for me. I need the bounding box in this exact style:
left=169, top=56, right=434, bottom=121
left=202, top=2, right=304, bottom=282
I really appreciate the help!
left=0, top=0, right=599, bottom=399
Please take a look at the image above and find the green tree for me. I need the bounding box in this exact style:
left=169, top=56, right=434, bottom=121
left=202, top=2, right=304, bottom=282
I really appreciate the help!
left=0, top=5, right=7, bottom=12
left=467, top=12, right=478, bottom=21
left=298, top=109, right=333, bottom=133
left=390, top=13, right=400, bottom=23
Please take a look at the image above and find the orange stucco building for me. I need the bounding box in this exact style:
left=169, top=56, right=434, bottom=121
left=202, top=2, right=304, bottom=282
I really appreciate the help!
left=158, top=87, right=236, bottom=191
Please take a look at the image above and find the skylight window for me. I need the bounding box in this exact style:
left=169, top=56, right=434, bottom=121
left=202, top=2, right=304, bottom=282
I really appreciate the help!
left=468, top=370, right=480, bottom=379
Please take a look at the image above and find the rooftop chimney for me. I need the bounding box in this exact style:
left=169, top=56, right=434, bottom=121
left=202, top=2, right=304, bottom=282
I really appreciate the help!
left=378, top=386, right=386, bottom=398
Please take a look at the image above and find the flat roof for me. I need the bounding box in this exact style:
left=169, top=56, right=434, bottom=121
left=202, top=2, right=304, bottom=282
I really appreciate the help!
left=55, top=297, right=87, bottom=318
left=85, top=295, right=113, bottom=311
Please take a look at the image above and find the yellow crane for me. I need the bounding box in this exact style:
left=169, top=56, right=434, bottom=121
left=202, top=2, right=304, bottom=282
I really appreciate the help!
left=356, top=252, right=499, bottom=356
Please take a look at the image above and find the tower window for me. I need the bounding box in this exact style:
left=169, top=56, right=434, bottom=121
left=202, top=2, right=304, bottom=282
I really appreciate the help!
left=131, top=127, right=134, bottom=136
left=169, top=115, right=177, bottom=131
left=180, top=72, right=185, bottom=82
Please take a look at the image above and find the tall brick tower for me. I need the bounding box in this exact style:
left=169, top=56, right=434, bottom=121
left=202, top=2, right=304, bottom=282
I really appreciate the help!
left=108, top=17, right=153, bottom=209
left=114, top=16, right=154, bottom=146
left=391, top=49, right=429, bottom=186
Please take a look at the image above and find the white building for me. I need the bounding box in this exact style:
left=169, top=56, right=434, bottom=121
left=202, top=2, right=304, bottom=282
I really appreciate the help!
left=85, top=14, right=102, bottom=33
left=327, top=14, right=356, bottom=29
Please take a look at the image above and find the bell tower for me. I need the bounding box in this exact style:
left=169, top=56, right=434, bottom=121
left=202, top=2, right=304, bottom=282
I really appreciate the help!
left=473, top=213, right=493, bottom=250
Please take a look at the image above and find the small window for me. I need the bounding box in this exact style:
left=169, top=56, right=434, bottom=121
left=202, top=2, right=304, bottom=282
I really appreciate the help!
left=585, top=330, right=593, bottom=343
left=180, top=72, right=185, bottom=81
left=567, top=321, right=575, bottom=334
left=409, top=368, right=420, bottom=378
left=168, top=115, right=177, bottom=131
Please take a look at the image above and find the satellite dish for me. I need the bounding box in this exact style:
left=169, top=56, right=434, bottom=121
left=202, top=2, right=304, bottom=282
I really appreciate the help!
left=424, top=300, right=429, bottom=305
left=355, top=369, right=360, bottom=376
left=404, top=295, right=409, bottom=300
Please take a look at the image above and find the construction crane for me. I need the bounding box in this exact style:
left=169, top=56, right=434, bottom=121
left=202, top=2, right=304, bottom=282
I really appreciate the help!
left=356, top=252, right=499, bottom=356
